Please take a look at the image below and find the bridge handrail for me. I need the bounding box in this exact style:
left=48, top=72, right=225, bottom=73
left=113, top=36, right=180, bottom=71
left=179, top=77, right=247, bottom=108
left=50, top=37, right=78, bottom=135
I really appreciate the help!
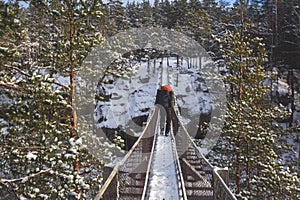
left=173, top=107, right=237, bottom=200
left=180, top=122, right=237, bottom=199
left=141, top=108, right=160, bottom=200
left=118, top=107, right=155, bottom=166
left=213, top=168, right=237, bottom=200
left=95, top=107, right=158, bottom=200
left=171, top=129, right=188, bottom=200
left=178, top=117, right=214, bottom=169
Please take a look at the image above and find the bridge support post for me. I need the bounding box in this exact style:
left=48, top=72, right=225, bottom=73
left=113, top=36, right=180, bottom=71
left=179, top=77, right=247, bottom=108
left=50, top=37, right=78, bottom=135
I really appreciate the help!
left=103, top=166, right=114, bottom=182
left=213, top=167, right=230, bottom=200
left=100, top=166, right=119, bottom=200
left=218, top=168, right=229, bottom=185
left=216, top=168, right=229, bottom=185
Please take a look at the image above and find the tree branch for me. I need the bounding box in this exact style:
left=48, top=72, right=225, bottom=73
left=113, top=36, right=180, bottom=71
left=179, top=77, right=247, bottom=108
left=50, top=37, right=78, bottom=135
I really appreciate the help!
left=0, top=168, right=52, bottom=184
left=4, top=65, right=30, bottom=77
left=0, top=145, right=50, bottom=150
left=0, top=82, right=24, bottom=91
left=46, top=80, right=70, bottom=90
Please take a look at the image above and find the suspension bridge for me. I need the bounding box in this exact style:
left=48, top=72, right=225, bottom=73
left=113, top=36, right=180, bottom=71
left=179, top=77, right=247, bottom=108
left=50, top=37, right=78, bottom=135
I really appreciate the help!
left=95, top=105, right=236, bottom=200
left=94, top=59, right=237, bottom=200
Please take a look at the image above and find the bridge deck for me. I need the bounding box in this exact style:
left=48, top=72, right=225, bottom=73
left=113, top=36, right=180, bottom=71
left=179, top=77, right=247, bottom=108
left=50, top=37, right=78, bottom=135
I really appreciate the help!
left=95, top=62, right=237, bottom=200
left=147, top=134, right=180, bottom=200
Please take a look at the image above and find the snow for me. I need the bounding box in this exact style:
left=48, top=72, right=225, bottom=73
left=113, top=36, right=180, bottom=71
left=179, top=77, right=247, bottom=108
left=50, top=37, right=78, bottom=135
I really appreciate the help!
left=95, top=56, right=212, bottom=136
left=95, top=60, right=160, bottom=131
left=26, top=152, right=38, bottom=160
left=147, top=134, right=180, bottom=200
left=161, top=59, right=169, bottom=85
left=128, top=83, right=157, bottom=119
left=274, top=71, right=300, bottom=159
left=53, top=73, right=70, bottom=86
left=276, top=78, right=289, bottom=95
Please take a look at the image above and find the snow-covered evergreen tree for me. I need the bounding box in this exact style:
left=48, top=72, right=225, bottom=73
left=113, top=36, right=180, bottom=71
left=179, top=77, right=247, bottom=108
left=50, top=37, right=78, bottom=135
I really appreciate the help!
left=0, top=1, right=127, bottom=199
left=107, top=0, right=129, bottom=35
left=212, top=21, right=300, bottom=199
left=185, top=0, right=210, bottom=46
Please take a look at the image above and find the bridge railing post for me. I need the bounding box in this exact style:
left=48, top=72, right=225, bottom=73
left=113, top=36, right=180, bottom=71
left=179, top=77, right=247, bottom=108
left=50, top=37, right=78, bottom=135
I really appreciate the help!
left=216, top=167, right=229, bottom=185
left=213, top=167, right=237, bottom=200
left=96, top=167, right=119, bottom=200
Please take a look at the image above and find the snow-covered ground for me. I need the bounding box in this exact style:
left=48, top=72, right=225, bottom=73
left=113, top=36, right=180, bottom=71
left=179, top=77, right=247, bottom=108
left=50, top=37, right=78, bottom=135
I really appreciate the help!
left=273, top=70, right=300, bottom=158
left=95, top=56, right=213, bottom=138
left=95, top=60, right=160, bottom=132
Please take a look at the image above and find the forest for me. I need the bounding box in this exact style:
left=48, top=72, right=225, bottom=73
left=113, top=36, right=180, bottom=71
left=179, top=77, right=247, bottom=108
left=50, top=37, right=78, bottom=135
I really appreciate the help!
left=0, top=0, right=300, bottom=199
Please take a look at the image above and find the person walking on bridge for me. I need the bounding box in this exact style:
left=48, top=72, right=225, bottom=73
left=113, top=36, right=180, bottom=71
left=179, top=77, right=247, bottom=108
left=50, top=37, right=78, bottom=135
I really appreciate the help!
left=155, top=85, right=175, bottom=136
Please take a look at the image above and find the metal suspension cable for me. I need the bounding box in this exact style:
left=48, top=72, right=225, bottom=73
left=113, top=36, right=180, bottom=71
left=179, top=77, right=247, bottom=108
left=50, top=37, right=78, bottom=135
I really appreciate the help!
left=141, top=109, right=160, bottom=200
left=170, top=126, right=188, bottom=200
left=95, top=107, right=159, bottom=200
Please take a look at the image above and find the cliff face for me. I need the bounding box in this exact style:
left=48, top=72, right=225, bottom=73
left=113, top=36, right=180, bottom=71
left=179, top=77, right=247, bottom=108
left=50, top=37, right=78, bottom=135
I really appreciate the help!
left=95, top=57, right=213, bottom=142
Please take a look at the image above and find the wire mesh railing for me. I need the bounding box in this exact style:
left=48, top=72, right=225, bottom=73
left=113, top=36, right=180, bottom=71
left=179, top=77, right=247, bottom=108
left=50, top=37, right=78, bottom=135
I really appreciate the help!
left=171, top=107, right=237, bottom=200
left=170, top=124, right=188, bottom=200
left=95, top=107, right=159, bottom=200
left=95, top=105, right=236, bottom=200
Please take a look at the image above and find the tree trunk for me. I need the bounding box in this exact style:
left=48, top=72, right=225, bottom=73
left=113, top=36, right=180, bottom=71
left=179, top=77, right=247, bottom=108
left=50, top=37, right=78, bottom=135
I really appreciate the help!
left=289, top=69, right=295, bottom=127
left=68, top=0, right=80, bottom=175
left=246, top=141, right=251, bottom=191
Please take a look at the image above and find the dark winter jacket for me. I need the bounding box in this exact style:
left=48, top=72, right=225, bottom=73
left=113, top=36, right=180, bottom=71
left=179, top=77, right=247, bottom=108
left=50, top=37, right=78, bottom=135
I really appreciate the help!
left=155, top=89, right=174, bottom=108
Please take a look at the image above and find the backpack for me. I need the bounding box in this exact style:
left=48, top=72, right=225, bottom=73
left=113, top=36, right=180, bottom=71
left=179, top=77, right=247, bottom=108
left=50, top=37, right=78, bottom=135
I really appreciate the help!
left=155, top=89, right=170, bottom=108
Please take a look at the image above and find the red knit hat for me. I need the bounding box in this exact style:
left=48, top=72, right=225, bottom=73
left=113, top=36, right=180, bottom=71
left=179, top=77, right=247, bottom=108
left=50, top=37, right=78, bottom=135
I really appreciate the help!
left=160, top=85, right=172, bottom=92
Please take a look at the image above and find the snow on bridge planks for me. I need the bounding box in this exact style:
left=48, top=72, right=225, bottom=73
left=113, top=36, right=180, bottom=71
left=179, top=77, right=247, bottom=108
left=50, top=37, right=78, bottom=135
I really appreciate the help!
left=146, top=134, right=181, bottom=200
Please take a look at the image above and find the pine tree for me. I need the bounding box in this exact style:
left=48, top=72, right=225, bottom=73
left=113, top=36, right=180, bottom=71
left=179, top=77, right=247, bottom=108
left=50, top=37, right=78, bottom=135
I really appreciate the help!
left=276, top=0, right=300, bottom=70
left=0, top=0, right=127, bottom=199
left=107, top=0, right=129, bottom=35
left=0, top=1, right=24, bottom=79
left=172, top=0, right=187, bottom=28
left=162, top=0, right=174, bottom=28
left=185, top=0, right=211, bottom=46
left=153, top=0, right=161, bottom=26
left=213, top=21, right=300, bottom=200
left=140, top=0, right=153, bottom=27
